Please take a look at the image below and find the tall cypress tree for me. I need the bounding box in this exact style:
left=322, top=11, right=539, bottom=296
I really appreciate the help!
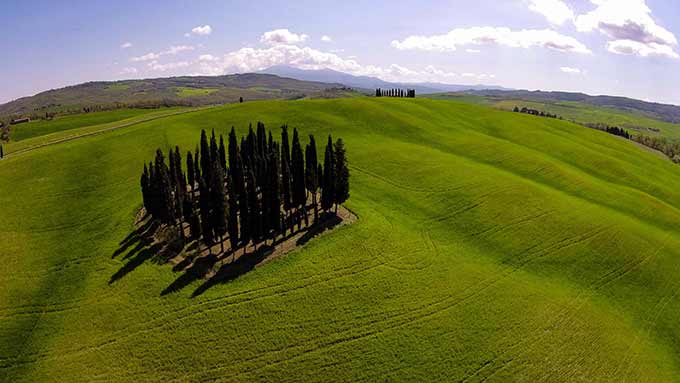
left=291, top=128, right=306, bottom=228
left=140, top=164, right=150, bottom=214
left=305, top=135, right=319, bottom=224
left=268, top=142, right=281, bottom=240
left=334, top=138, right=350, bottom=212
left=238, top=158, right=250, bottom=247
left=210, top=163, right=228, bottom=253
left=210, top=129, right=219, bottom=173
left=155, top=149, right=175, bottom=224
left=321, top=136, right=336, bottom=213
left=218, top=135, right=227, bottom=172
left=200, top=130, right=211, bottom=184
left=168, top=149, right=177, bottom=190
left=198, top=175, right=214, bottom=254
left=227, top=175, right=239, bottom=258
left=194, top=145, right=201, bottom=181
left=246, top=169, right=260, bottom=249
left=187, top=151, right=195, bottom=198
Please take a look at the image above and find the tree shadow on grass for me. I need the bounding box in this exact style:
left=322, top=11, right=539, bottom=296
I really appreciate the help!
left=296, top=213, right=342, bottom=247
left=161, top=252, right=224, bottom=296
left=191, top=245, right=274, bottom=298
left=112, top=219, right=159, bottom=259
left=110, top=243, right=163, bottom=284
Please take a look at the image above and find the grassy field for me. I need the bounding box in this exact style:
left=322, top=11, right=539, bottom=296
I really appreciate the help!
left=1, top=98, right=679, bottom=382
left=175, top=87, right=221, bottom=98
left=427, top=93, right=680, bottom=139
left=7, top=109, right=178, bottom=142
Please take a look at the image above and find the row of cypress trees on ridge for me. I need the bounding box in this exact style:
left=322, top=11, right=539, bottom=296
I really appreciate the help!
left=139, top=123, right=350, bottom=255
left=375, top=88, right=416, bottom=98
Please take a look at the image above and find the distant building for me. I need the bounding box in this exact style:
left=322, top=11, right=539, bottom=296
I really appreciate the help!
left=10, top=117, right=30, bottom=125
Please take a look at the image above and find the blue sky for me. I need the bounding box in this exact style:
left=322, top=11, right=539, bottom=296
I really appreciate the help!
left=1, top=0, right=679, bottom=104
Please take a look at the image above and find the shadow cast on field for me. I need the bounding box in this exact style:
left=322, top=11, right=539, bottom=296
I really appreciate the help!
left=191, top=245, right=274, bottom=298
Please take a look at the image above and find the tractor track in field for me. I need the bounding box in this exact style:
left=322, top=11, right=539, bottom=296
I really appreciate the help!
left=153, top=226, right=616, bottom=382
left=459, top=230, right=673, bottom=382
left=3, top=107, right=211, bottom=159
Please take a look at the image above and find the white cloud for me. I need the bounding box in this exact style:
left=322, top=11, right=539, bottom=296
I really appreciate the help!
left=321, top=35, right=333, bottom=42
left=527, top=0, right=574, bottom=25
left=391, top=27, right=591, bottom=54
left=165, top=45, right=194, bottom=55
left=119, top=67, right=138, bottom=75
left=198, top=54, right=218, bottom=62
left=148, top=60, right=191, bottom=72
left=466, top=49, right=481, bottom=53
left=560, top=66, right=582, bottom=74
left=189, top=25, right=212, bottom=36
left=260, top=29, right=309, bottom=45
left=130, top=52, right=161, bottom=62
left=130, top=45, right=194, bottom=62
left=574, top=0, right=678, bottom=58
left=606, top=39, right=679, bottom=58
left=120, top=42, right=132, bottom=49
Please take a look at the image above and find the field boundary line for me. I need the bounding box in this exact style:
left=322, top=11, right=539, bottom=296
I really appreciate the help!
left=4, top=106, right=213, bottom=158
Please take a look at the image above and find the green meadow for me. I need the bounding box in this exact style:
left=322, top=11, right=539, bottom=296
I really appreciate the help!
left=427, top=93, right=680, bottom=139
left=1, top=98, right=679, bottom=382
left=6, top=108, right=187, bottom=142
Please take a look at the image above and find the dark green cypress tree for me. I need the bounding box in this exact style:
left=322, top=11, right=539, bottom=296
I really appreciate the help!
left=291, top=128, right=306, bottom=228
left=305, top=135, right=319, bottom=224
left=321, top=136, right=336, bottom=213
left=227, top=175, right=239, bottom=258
left=0, top=145, right=3, bottom=159
left=246, top=169, right=260, bottom=249
left=187, top=151, right=195, bottom=198
left=155, top=149, right=175, bottom=224
left=210, top=129, right=219, bottom=172
left=281, top=146, right=293, bottom=234
left=268, top=143, right=282, bottom=240
left=238, top=158, right=250, bottom=247
left=228, top=127, right=238, bottom=171
left=168, top=149, right=177, bottom=190
left=198, top=175, right=214, bottom=254
left=148, top=161, right=158, bottom=217
left=334, top=138, right=350, bottom=212
left=218, top=135, right=227, bottom=172
left=140, top=164, right=150, bottom=214
left=200, top=130, right=211, bottom=184
left=189, top=209, right=202, bottom=241
left=210, top=163, right=228, bottom=253
left=194, top=145, right=201, bottom=181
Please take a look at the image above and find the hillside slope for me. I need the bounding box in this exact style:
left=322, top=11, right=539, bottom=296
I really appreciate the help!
left=1, top=99, right=679, bottom=382
left=0, top=73, right=348, bottom=117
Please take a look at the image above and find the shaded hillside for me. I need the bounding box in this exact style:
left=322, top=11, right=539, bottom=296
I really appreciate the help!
left=0, top=73, right=349, bottom=117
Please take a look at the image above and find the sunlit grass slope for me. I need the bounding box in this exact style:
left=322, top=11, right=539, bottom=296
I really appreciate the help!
left=8, top=108, right=163, bottom=142
left=427, top=93, right=680, bottom=139
left=1, top=98, right=679, bottom=382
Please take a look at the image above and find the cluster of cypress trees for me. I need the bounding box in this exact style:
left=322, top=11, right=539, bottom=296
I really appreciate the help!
left=140, top=124, right=350, bottom=255
left=375, top=88, right=416, bottom=98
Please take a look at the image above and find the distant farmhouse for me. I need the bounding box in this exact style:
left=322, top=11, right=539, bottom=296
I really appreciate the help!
left=10, top=117, right=30, bottom=125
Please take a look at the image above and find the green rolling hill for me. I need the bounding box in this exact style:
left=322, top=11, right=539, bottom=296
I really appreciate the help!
left=0, top=73, right=355, bottom=119
left=426, top=92, right=680, bottom=140
left=1, top=98, right=679, bottom=382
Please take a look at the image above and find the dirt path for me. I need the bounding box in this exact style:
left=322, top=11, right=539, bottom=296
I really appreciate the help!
left=3, top=106, right=213, bottom=159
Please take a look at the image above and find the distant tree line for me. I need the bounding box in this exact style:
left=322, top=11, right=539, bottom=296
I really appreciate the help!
left=631, top=135, right=680, bottom=163
left=585, top=123, right=631, bottom=139
left=140, top=124, right=350, bottom=255
left=376, top=88, right=416, bottom=98
left=513, top=106, right=561, bottom=119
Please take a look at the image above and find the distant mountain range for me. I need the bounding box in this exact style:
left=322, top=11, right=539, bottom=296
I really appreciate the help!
left=259, top=65, right=512, bottom=94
